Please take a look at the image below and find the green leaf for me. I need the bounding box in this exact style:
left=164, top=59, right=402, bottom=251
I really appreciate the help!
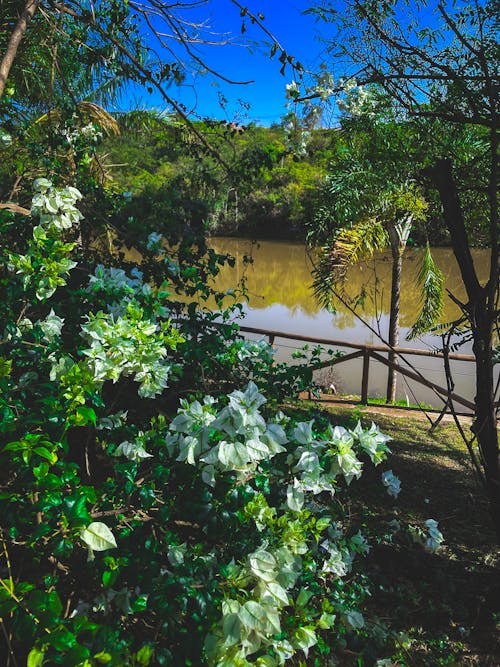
left=75, top=406, right=97, bottom=426
left=27, top=648, right=45, bottom=667
left=316, top=517, right=331, bottom=533
left=131, top=595, right=148, bottom=612
left=33, top=462, right=49, bottom=479
left=296, top=588, right=313, bottom=608
left=33, top=446, right=57, bottom=464
left=50, top=628, right=77, bottom=651
left=294, top=626, right=317, bottom=655
left=135, top=645, right=154, bottom=666
left=318, top=612, right=336, bottom=629
left=28, top=590, right=63, bottom=621
left=64, top=495, right=91, bottom=523
left=102, top=570, right=117, bottom=589
left=80, top=522, right=117, bottom=552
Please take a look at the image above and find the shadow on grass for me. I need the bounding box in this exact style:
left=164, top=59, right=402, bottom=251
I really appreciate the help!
left=285, top=401, right=500, bottom=665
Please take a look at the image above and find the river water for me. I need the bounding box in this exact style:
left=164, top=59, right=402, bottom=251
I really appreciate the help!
left=208, top=238, right=494, bottom=409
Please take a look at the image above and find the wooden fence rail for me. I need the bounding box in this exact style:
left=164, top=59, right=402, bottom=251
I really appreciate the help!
left=237, top=325, right=478, bottom=411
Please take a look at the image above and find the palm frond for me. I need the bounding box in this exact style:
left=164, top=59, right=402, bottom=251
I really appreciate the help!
left=311, top=239, right=341, bottom=311
left=334, top=218, right=389, bottom=273
left=311, top=219, right=388, bottom=310
left=407, top=244, right=444, bottom=339
left=78, top=102, right=120, bottom=136
left=34, top=101, right=119, bottom=136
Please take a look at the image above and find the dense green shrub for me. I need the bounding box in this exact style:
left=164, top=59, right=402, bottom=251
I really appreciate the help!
left=0, top=181, right=443, bottom=665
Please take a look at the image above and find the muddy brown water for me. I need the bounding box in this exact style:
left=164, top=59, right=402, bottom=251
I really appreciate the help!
left=207, top=239, right=496, bottom=410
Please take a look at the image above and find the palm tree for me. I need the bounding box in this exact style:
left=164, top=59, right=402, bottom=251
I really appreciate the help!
left=308, top=119, right=443, bottom=402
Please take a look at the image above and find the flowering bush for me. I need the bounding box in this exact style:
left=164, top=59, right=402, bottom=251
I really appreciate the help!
left=0, top=182, right=444, bottom=665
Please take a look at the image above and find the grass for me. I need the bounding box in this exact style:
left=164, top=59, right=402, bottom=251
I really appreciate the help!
left=312, top=390, right=440, bottom=412
left=286, top=401, right=500, bottom=666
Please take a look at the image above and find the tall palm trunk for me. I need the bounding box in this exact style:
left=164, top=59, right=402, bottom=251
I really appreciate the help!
left=386, top=238, right=403, bottom=402
left=386, top=218, right=412, bottom=403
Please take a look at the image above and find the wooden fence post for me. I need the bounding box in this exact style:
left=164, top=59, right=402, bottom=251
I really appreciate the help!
left=361, top=347, right=370, bottom=405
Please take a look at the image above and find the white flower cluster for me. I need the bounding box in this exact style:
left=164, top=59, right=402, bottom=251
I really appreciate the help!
left=114, top=436, right=153, bottom=462
left=87, top=265, right=171, bottom=318
left=0, top=128, right=12, bottom=147
left=8, top=180, right=82, bottom=300
left=179, top=382, right=390, bottom=665
left=80, top=304, right=178, bottom=398
left=31, top=178, right=83, bottom=231
left=409, top=519, right=445, bottom=553
left=38, top=309, right=65, bottom=342
left=313, top=70, right=335, bottom=101
left=146, top=232, right=163, bottom=250
left=62, top=123, right=103, bottom=146
left=381, top=469, right=401, bottom=498
left=337, top=78, right=376, bottom=117
left=285, top=80, right=301, bottom=100
left=236, top=338, right=275, bottom=364
left=287, top=420, right=392, bottom=511
left=88, top=265, right=144, bottom=294
left=423, top=519, right=445, bottom=552
left=167, top=382, right=287, bottom=486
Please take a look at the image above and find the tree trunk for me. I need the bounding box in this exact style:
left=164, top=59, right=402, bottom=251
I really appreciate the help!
left=472, top=311, right=500, bottom=537
left=0, top=0, right=40, bottom=99
left=426, top=158, right=500, bottom=539
left=386, top=232, right=403, bottom=403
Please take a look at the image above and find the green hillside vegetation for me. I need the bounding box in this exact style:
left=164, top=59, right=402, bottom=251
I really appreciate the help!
left=101, top=115, right=332, bottom=239
left=102, top=114, right=464, bottom=246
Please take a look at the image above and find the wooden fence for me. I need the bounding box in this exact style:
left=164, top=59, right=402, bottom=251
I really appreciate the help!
left=238, top=325, right=478, bottom=411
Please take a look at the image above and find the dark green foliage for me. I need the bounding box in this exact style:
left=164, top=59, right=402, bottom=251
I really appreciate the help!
left=102, top=117, right=333, bottom=239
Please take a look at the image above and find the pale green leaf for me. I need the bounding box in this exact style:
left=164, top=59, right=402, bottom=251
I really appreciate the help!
left=294, top=626, right=317, bottom=656
left=263, top=581, right=289, bottom=606
left=238, top=601, right=267, bottom=630
left=286, top=481, right=304, bottom=512
left=81, top=522, right=117, bottom=552
left=222, top=613, right=242, bottom=646
left=249, top=550, right=276, bottom=582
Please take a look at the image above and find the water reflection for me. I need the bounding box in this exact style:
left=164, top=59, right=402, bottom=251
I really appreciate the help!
left=209, top=238, right=490, bottom=324
left=208, top=238, right=493, bottom=408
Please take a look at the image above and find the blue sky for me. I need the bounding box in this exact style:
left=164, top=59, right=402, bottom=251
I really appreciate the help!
left=120, top=0, right=452, bottom=126
left=127, top=0, right=335, bottom=125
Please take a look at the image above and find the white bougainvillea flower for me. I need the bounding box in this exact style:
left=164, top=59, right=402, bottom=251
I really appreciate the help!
left=81, top=522, right=117, bottom=561
left=146, top=232, right=163, bottom=250
left=424, top=519, right=444, bottom=553
left=381, top=470, right=401, bottom=498
left=114, top=440, right=153, bottom=462
left=38, top=309, right=64, bottom=342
